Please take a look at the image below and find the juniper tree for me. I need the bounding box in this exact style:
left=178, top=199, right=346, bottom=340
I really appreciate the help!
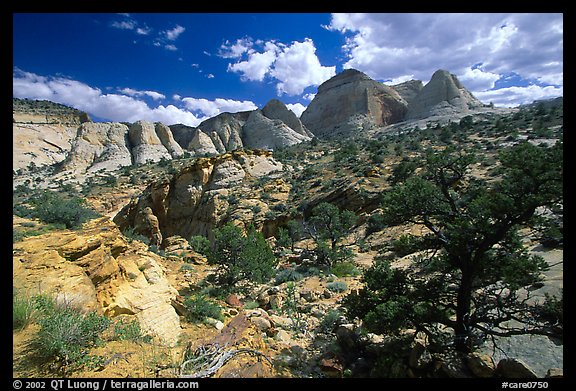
left=345, top=142, right=563, bottom=352
left=207, top=223, right=277, bottom=290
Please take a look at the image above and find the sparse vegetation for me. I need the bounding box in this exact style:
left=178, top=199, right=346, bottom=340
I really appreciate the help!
left=32, top=295, right=110, bottom=370
left=183, top=294, right=223, bottom=322
left=12, top=96, right=563, bottom=378
left=14, top=190, right=99, bottom=229
left=207, top=223, right=277, bottom=291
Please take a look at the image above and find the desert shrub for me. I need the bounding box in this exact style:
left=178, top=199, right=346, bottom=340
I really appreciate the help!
left=275, top=268, right=304, bottom=285
left=243, top=301, right=260, bottom=310
left=112, top=318, right=152, bottom=343
left=208, top=224, right=277, bottom=290
left=16, top=190, right=99, bottom=229
left=122, top=227, right=151, bottom=245
left=179, top=264, right=194, bottom=272
left=318, top=309, right=342, bottom=334
left=32, top=295, right=110, bottom=367
left=184, top=294, right=223, bottom=322
left=366, top=212, right=387, bottom=236
left=13, top=289, right=35, bottom=330
left=391, top=234, right=424, bottom=257
left=331, top=261, right=360, bottom=277
left=326, top=281, right=348, bottom=293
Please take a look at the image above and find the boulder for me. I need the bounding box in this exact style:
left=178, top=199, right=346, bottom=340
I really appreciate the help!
left=496, top=358, right=538, bottom=378
left=197, top=111, right=248, bottom=152
left=466, top=352, right=496, bottom=378
left=250, top=316, right=272, bottom=332
left=188, top=129, right=219, bottom=156
left=57, top=122, right=132, bottom=174
left=155, top=122, right=184, bottom=158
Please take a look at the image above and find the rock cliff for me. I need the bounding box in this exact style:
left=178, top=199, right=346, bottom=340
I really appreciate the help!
left=301, top=68, right=486, bottom=138
left=406, top=69, right=484, bottom=120
left=179, top=99, right=311, bottom=155
left=300, top=69, right=408, bottom=138
left=13, top=217, right=182, bottom=346
left=113, top=150, right=284, bottom=244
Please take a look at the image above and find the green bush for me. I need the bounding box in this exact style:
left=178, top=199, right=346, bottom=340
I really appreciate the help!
left=13, top=289, right=35, bottom=330
left=189, top=235, right=211, bottom=255
left=275, top=268, right=304, bottom=285
left=318, top=309, right=341, bottom=333
left=122, top=227, right=151, bottom=245
left=112, top=318, right=152, bottom=343
left=15, top=191, right=99, bottom=229
left=32, top=295, right=110, bottom=367
left=331, top=261, right=360, bottom=277
left=391, top=234, right=424, bottom=257
left=208, top=224, right=277, bottom=290
left=184, top=294, right=223, bottom=322
left=326, top=281, right=348, bottom=293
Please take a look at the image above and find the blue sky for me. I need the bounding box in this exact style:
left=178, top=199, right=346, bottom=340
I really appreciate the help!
left=13, top=13, right=563, bottom=127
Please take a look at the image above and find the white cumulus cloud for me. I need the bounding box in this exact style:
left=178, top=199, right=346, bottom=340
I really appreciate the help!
left=182, top=97, right=258, bottom=118
left=327, top=13, right=563, bottom=106
left=286, top=103, right=307, bottom=117
left=13, top=69, right=209, bottom=126
left=119, top=87, right=166, bottom=101
left=223, top=37, right=335, bottom=97
left=474, top=84, right=564, bottom=107
left=164, top=25, right=186, bottom=41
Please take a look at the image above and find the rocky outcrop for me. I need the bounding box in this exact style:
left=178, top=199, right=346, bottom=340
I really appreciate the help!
left=13, top=123, right=78, bottom=172
left=128, top=120, right=173, bottom=165
left=391, top=79, right=424, bottom=105
left=406, top=69, right=483, bottom=120
left=54, top=120, right=185, bottom=176
left=183, top=101, right=312, bottom=154
left=13, top=98, right=91, bottom=125
left=243, top=110, right=311, bottom=150
left=188, top=129, right=219, bottom=156
left=113, top=150, right=284, bottom=243
left=13, top=99, right=90, bottom=171
left=261, top=99, right=314, bottom=138
left=56, top=122, right=132, bottom=174
left=13, top=217, right=181, bottom=346
left=197, top=112, right=249, bottom=152
left=155, top=122, right=184, bottom=158
left=300, top=69, right=408, bottom=138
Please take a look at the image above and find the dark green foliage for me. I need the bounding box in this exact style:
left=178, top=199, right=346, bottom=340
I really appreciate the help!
left=122, top=227, right=151, bottom=245
left=390, top=158, right=418, bottom=185
left=15, top=190, right=99, bottom=229
left=189, top=235, right=211, bottom=255
left=347, top=142, right=563, bottom=352
left=308, top=202, right=357, bottom=250
left=538, top=291, right=563, bottom=326
left=208, top=223, right=277, bottom=290
left=183, top=294, right=223, bottom=322
left=366, top=212, right=387, bottom=236
left=318, top=309, right=341, bottom=333
left=276, top=228, right=292, bottom=249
